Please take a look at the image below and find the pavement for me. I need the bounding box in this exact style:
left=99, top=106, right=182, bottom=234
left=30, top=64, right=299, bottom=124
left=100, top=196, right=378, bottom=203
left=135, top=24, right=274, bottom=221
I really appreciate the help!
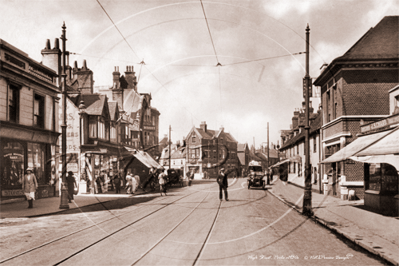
left=268, top=177, right=399, bottom=266
left=1, top=178, right=398, bottom=265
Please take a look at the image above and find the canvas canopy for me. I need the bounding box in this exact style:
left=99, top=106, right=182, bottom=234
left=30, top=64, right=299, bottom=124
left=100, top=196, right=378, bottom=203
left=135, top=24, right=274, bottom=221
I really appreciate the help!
left=321, top=129, right=394, bottom=164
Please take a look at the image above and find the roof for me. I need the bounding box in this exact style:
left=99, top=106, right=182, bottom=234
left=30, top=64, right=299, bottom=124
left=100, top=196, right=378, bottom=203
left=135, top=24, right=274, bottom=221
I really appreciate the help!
left=82, top=94, right=107, bottom=116
left=108, top=102, right=118, bottom=121
left=314, top=16, right=399, bottom=86
left=340, top=16, right=398, bottom=60
left=280, top=112, right=322, bottom=150
left=171, top=147, right=186, bottom=159
left=237, top=153, right=245, bottom=165
left=237, top=143, right=247, bottom=152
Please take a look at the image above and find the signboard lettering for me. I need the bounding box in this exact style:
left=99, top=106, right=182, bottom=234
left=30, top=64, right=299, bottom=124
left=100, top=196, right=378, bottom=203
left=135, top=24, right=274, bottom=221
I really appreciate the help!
left=2, top=190, right=24, bottom=197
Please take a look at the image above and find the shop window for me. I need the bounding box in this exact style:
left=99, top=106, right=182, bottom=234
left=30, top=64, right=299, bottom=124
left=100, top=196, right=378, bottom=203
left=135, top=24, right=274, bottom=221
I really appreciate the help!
left=34, top=94, right=45, bottom=128
left=27, top=142, right=45, bottom=185
left=367, top=163, right=398, bottom=194
left=1, top=141, right=24, bottom=189
left=89, top=116, right=97, bottom=138
left=8, top=84, right=20, bottom=123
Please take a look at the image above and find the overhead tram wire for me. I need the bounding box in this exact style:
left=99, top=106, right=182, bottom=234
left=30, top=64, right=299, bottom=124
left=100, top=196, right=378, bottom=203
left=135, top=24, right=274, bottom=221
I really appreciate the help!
left=95, top=0, right=200, bottom=122
left=200, top=0, right=220, bottom=64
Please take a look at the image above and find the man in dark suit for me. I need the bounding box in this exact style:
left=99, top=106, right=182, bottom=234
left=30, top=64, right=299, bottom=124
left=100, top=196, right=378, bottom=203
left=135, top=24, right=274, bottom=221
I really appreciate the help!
left=217, top=168, right=235, bottom=201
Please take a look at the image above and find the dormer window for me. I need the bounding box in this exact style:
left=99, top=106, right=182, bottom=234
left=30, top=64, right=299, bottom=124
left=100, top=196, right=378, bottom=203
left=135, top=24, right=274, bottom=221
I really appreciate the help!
left=192, top=135, right=196, bottom=143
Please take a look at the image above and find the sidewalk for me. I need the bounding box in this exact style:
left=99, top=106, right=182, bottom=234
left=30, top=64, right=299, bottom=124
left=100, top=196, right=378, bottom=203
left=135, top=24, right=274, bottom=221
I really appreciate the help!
left=0, top=187, right=147, bottom=219
left=268, top=178, right=399, bottom=266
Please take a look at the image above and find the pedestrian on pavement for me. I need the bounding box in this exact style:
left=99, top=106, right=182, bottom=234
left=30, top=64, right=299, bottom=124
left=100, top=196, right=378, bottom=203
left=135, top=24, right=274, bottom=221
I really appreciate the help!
left=125, top=171, right=133, bottom=194
left=22, top=167, right=38, bottom=208
left=113, top=174, right=121, bottom=194
left=142, top=167, right=155, bottom=192
left=158, top=170, right=167, bottom=196
left=132, top=173, right=139, bottom=193
left=217, top=168, right=228, bottom=201
left=66, top=171, right=77, bottom=203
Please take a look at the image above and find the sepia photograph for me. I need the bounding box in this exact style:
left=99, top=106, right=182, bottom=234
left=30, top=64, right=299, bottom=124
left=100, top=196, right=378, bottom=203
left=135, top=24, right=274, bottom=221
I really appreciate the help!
left=0, top=0, right=398, bottom=265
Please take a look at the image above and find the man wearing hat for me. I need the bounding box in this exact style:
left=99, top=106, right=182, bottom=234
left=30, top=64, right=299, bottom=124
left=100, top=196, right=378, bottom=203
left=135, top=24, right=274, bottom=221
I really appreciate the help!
left=22, top=168, right=38, bottom=208
left=66, top=171, right=77, bottom=202
left=217, top=168, right=229, bottom=201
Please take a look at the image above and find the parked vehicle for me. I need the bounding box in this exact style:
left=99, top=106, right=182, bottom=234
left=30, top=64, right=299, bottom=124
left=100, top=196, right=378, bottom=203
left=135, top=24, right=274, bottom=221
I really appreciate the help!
left=166, top=168, right=183, bottom=187
left=247, top=161, right=266, bottom=190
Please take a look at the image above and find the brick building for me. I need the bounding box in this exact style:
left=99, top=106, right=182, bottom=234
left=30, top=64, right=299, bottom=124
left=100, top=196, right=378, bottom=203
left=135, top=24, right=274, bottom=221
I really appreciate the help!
left=185, top=122, right=239, bottom=179
left=315, top=16, right=399, bottom=199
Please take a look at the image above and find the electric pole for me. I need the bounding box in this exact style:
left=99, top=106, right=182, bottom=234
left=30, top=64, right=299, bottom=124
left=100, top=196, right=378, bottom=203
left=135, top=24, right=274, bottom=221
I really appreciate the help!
left=169, top=125, right=171, bottom=169
left=59, top=22, right=69, bottom=209
left=302, top=24, right=313, bottom=216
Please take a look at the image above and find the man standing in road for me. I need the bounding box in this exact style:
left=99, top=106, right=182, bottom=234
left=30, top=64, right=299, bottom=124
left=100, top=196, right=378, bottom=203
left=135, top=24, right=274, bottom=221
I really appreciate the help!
left=217, top=168, right=229, bottom=201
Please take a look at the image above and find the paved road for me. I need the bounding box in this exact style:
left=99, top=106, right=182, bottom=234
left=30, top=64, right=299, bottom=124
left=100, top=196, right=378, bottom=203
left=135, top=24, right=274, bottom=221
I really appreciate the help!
left=0, top=179, right=388, bottom=265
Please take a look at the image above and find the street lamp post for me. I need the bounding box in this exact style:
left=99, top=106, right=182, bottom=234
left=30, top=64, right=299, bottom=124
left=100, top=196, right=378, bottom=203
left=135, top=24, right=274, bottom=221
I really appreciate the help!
left=59, top=22, right=70, bottom=209
left=302, top=24, right=313, bottom=216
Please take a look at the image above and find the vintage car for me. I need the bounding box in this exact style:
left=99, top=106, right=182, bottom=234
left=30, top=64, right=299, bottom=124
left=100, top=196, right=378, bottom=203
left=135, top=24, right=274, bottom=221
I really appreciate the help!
left=247, top=161, right=266, bottom=189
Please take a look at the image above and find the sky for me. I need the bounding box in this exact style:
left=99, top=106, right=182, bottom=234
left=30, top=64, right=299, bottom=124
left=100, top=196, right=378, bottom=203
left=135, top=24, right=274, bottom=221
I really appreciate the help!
left=1, top=0, right=398, bottom=148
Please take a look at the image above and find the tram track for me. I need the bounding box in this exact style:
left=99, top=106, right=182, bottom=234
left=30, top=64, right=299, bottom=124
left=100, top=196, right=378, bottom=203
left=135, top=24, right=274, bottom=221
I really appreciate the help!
left=0, top=188, right=207, bottom=265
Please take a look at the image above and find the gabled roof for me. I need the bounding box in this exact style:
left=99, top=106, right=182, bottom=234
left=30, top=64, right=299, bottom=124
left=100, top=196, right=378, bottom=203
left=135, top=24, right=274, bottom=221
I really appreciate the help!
left=237, top=153, right=245, bottom=165
left=314, top=16, right=399, bottom=86
left=82, top=94, right=107, bottom=116
left=340, top=16, right=398, bottom=60
left=171, top=146, right=186, bottom=159
left=108, top=102, right=119, bottom=121
left=237, top=143, right=248, bottom=152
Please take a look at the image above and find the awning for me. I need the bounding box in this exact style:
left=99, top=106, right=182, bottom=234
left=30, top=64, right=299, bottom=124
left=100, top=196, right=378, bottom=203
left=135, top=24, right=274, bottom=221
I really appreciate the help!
left=134, top=151, right=160, bottom=169
left=271, top=158, right=290, bottom=167
left=354, top=127, right=399, bottom=156
left=349, top=127, right=399, bottom=169
left=349, top=154, right=399, bottom=170
left=321, top=129, right=394, bottom=164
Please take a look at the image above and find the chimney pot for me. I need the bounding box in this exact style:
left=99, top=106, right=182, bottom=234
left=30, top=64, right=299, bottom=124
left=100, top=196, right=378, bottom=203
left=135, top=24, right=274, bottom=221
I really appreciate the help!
left=45, top=39, right=51, bottom=49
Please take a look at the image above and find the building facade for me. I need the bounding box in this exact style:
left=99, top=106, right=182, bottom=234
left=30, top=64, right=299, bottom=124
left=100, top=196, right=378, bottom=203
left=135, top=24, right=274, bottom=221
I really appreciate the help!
left=0, top=39, right=60, bottom=200
left=185, top=122, right=239, bottom=179
left=315, top=16, right=399, bottom=199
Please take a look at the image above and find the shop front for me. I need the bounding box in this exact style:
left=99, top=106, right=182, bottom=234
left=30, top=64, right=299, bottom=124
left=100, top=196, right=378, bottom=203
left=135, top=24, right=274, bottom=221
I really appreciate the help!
left=80, top=143, right=124, bottom=194
left=1, top=134, right=59, bottom=200
left=350, top=126, right=399, bottom=216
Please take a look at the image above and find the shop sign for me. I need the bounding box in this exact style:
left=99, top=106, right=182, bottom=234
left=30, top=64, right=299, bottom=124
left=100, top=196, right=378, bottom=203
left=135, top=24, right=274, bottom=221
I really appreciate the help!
left=2, top=190, right=24, bottom=197
left=67, top=163, right=78, bottom=172
left=387, top=114, right=399, bottom=125
left=144, top=126, right=155, bottom=131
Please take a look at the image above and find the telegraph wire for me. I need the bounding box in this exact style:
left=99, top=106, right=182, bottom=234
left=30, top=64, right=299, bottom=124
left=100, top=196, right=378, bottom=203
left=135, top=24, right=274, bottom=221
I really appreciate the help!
left=95, top=0, right=201, bottom=123
left=96, top=0, right=139, bottom=60
left=200, top=0, right=220, bottom=64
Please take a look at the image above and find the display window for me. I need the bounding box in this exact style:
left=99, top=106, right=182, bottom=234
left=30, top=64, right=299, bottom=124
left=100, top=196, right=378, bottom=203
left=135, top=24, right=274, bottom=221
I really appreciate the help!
left=367, top=163, right=398, bottom=194
left=1, top=141, right=25, bottom=189
left=27, top=142, right=46, bottom=185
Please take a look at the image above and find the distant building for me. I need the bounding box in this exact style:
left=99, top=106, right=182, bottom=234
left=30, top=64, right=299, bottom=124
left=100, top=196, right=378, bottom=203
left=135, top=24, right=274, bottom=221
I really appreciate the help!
left=185, top=122, right=239, bottom=179
left=96, top=66, right=160, bottom=159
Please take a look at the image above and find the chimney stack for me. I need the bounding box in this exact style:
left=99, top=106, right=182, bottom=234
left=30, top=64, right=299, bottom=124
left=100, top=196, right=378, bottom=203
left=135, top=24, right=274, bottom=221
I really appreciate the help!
left=200, top=121, right=207, bottom=132
left=113, top=66, right=120, bottom=89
